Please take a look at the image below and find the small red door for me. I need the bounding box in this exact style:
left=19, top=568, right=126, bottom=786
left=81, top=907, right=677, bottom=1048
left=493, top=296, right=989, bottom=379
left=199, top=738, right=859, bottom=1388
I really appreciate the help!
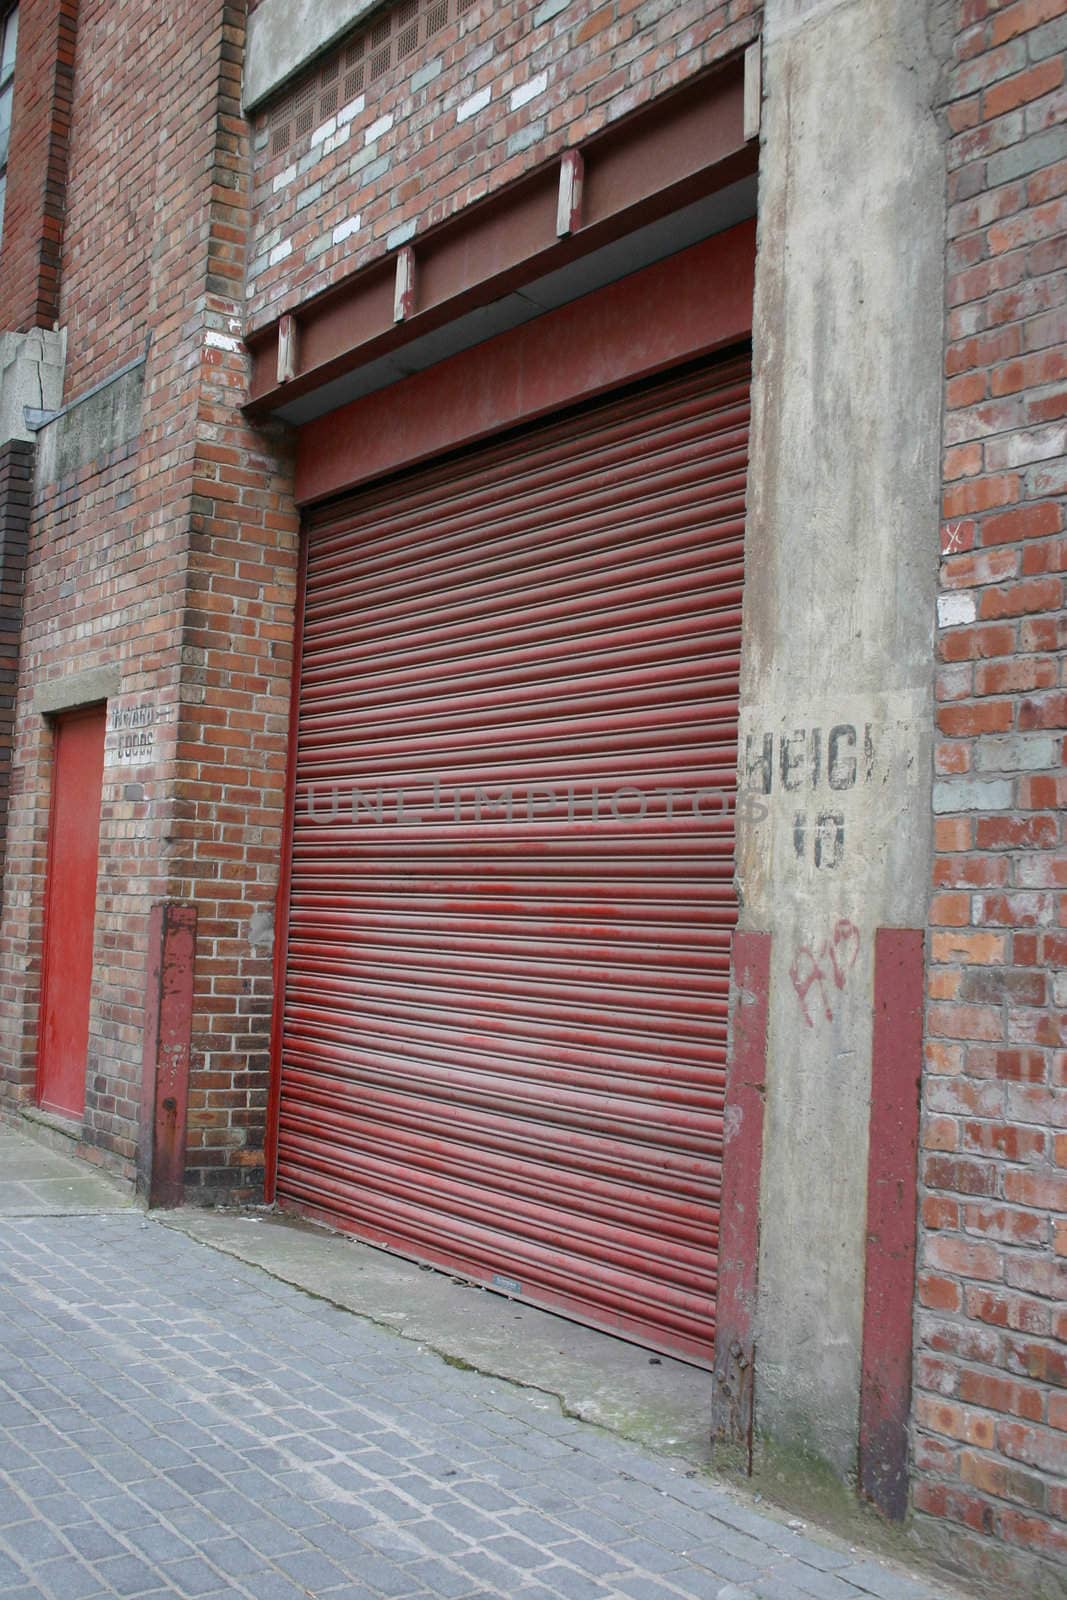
left=37, top=705, right=106, bottom=1118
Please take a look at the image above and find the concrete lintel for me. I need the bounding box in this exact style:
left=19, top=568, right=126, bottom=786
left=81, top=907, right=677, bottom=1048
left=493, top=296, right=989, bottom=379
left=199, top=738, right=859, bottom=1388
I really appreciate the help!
left=244, top=0, right=384, bottom=111
left=34, top=359, right=144, bottom=490
left=34, top=664, right=122, bottom=717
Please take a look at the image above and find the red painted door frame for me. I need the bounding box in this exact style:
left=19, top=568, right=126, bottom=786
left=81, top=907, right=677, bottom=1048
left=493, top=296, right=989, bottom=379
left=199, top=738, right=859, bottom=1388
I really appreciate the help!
left=270, top=227, right=756, bottom=1221
left=36, top=703, right=107, bottom=1119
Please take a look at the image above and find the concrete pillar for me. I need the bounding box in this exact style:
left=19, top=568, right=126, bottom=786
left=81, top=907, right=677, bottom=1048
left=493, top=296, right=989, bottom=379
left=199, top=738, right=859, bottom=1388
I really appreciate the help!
left=736, top=0, right=947, bottom=1478
left=0, top=329, right=66, bottom=447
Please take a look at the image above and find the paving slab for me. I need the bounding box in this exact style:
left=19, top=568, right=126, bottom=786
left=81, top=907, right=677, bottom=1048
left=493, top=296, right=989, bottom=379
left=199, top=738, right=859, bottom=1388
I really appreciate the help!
left=0, top=1123, right=134, bottom=1216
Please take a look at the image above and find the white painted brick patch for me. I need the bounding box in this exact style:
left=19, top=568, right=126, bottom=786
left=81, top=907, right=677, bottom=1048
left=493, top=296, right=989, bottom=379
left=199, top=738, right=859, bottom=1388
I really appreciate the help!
left=457, top=86, right=492, bottom=123
left=338, top=94, right=366, bottom=126
left=510, top=72, right=547, bottom=112
left=937, top=591, right=976, bottom=628
left=365, top=113, right=394, bottom=145
left=332, top=215, right=362, bottom=245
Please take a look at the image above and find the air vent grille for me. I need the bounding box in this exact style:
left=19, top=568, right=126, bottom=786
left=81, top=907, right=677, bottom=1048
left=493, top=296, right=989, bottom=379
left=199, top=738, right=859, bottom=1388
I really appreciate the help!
left=266, top=0, right=485, bottom=161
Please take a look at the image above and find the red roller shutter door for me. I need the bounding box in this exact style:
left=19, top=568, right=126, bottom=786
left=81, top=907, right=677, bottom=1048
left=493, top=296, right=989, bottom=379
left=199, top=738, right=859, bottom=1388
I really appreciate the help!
left=278, top=351, right=750, bottom=1364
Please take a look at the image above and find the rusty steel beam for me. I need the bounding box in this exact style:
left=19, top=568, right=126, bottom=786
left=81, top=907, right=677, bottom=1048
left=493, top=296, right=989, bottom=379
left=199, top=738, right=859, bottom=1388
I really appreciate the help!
left=294, top=220, right=755, bottom=504
left=245, top=56, right=753, bottom=417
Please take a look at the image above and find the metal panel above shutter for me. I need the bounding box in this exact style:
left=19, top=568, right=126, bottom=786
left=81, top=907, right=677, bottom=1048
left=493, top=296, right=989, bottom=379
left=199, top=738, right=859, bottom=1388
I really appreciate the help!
left=278, top=351, right=751, bottom=1364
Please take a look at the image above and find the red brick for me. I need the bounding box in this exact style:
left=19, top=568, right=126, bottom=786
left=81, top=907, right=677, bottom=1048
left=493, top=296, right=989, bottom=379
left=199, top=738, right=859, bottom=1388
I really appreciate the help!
left=1021, top=615, right=1067, bottom=651
left=982, top=1048, right=1047, bottom=1081
left=991, top=347, right=1067, bottom=395
left=983, top=57, right=1065, bottom=118
left=1000, top=1509, right=1067, bottom=1561
left=947, top=326, right=1023, bottom=377
left=1028, top=389, right=1067, bottom=423
left=944, top=446, right=982, bottom=484
left=977, top=813, right=1059, bottom=848
left=1019, top=773, right=1067, bottom=808
left=980, top=502, right=1063, bottom=544
left=975, top=657, right=1058, bottom=695
left=1018, top=691, right=1067, bottom=728
left=937, top=700, right=1014, bottom=736
left=963, top=1201, right=1047, bottom=1246
left=980, top=577, right=1062, bottom=618
left=1004, top=1169, right=1067, bottom=1208
left=931, top=930, right=1006, bottom=963
left=960, top=1449, right=1048, bottom=1509
left=941, top=544, right=1020, bottom=588
left=998, top=1420, right=1066, bottom=1473
left=1021, top=533, right=1067, bottom=574
left=919, top=1272, right=964, bottom=1312
left=927, top=1235, right=1003, bottom=1280
left=990, top=0, right=1067, bottom=45
left=934, top=816, right=976, bottom=852
left=930, top=892, right=973, bottom=927
left=924, top=1194, right=962, bottom=1230
left=925, top=1155, right=1000, bottom=1196
left=939, top=622, right=1016, bottom=661
left=947, top=371, right=987, bottom=409
left=960, top=1116, right=1047, bottom=1157
left=959, top=1370, right=1045, bottom=1420
left=944, top=476, right=1023, bottom=518
left=928, top=1002, right=1005, bottom=1041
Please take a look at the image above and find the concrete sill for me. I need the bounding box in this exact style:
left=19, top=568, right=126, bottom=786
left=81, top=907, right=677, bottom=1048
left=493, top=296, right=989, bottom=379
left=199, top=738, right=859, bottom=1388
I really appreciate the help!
left=20, top=1105, right=83, bottom=1142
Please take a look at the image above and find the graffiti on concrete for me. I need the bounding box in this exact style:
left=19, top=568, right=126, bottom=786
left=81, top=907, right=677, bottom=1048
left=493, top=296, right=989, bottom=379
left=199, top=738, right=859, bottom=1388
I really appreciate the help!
left=743, top=724, right=875, bottom=796
left=744, top=724, right=877, bottom=869
left=789, top=917, right=861, bottom=1027
left=792, top=810, right=845, bottom=868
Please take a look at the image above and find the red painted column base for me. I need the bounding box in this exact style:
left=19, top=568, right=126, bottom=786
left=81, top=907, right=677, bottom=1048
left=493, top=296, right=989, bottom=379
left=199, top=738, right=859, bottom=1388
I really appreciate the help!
left=712, top=929, right=771, bottom=1469
left=859, top=927, right=925, bottom=1520
left=138, top=901, right=197, bottom=1209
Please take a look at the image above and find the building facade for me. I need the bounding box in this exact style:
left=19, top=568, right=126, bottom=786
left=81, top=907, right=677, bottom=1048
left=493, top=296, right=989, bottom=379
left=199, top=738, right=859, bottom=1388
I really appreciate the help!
left=0, top=0, right=1064, bottom=1591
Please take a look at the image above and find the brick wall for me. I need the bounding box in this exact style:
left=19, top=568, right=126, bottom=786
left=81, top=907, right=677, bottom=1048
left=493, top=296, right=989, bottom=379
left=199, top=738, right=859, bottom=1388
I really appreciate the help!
left=54, top=0, right=179, bottom=394
left=917, top=0, right=1067, bottom=1590
left=0, top=0, right=299, bottom=1196
left=0, top=426, right=154, bottom=1144
left=0, top=0, right=77, bottom=330
left=170, top=0, right=299, bottom=1200
left=243, top=0, right=760, bottom=328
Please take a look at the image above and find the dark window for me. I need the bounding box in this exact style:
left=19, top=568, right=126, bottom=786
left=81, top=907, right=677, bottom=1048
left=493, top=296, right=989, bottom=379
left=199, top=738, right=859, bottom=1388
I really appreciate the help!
left=0, top=5, right=18, bottom=250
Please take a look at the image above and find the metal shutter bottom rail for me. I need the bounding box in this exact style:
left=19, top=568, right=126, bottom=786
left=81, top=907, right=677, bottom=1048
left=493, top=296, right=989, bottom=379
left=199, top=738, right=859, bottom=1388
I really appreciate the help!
left=278, top=351, right=751, bottom=1364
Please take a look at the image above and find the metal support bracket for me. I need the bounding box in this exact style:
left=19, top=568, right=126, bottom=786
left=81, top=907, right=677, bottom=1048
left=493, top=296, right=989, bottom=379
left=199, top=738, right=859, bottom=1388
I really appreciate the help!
left=394, top=245, right=416, bottom=323
left=277, top=314, right=299, bottom=384
left=556, top=150, right=584, bottom=237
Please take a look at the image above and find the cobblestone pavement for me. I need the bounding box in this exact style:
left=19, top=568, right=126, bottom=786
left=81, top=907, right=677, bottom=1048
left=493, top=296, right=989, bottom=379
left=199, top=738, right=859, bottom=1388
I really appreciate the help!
left=0, top=1212, right=962, bottom=1600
